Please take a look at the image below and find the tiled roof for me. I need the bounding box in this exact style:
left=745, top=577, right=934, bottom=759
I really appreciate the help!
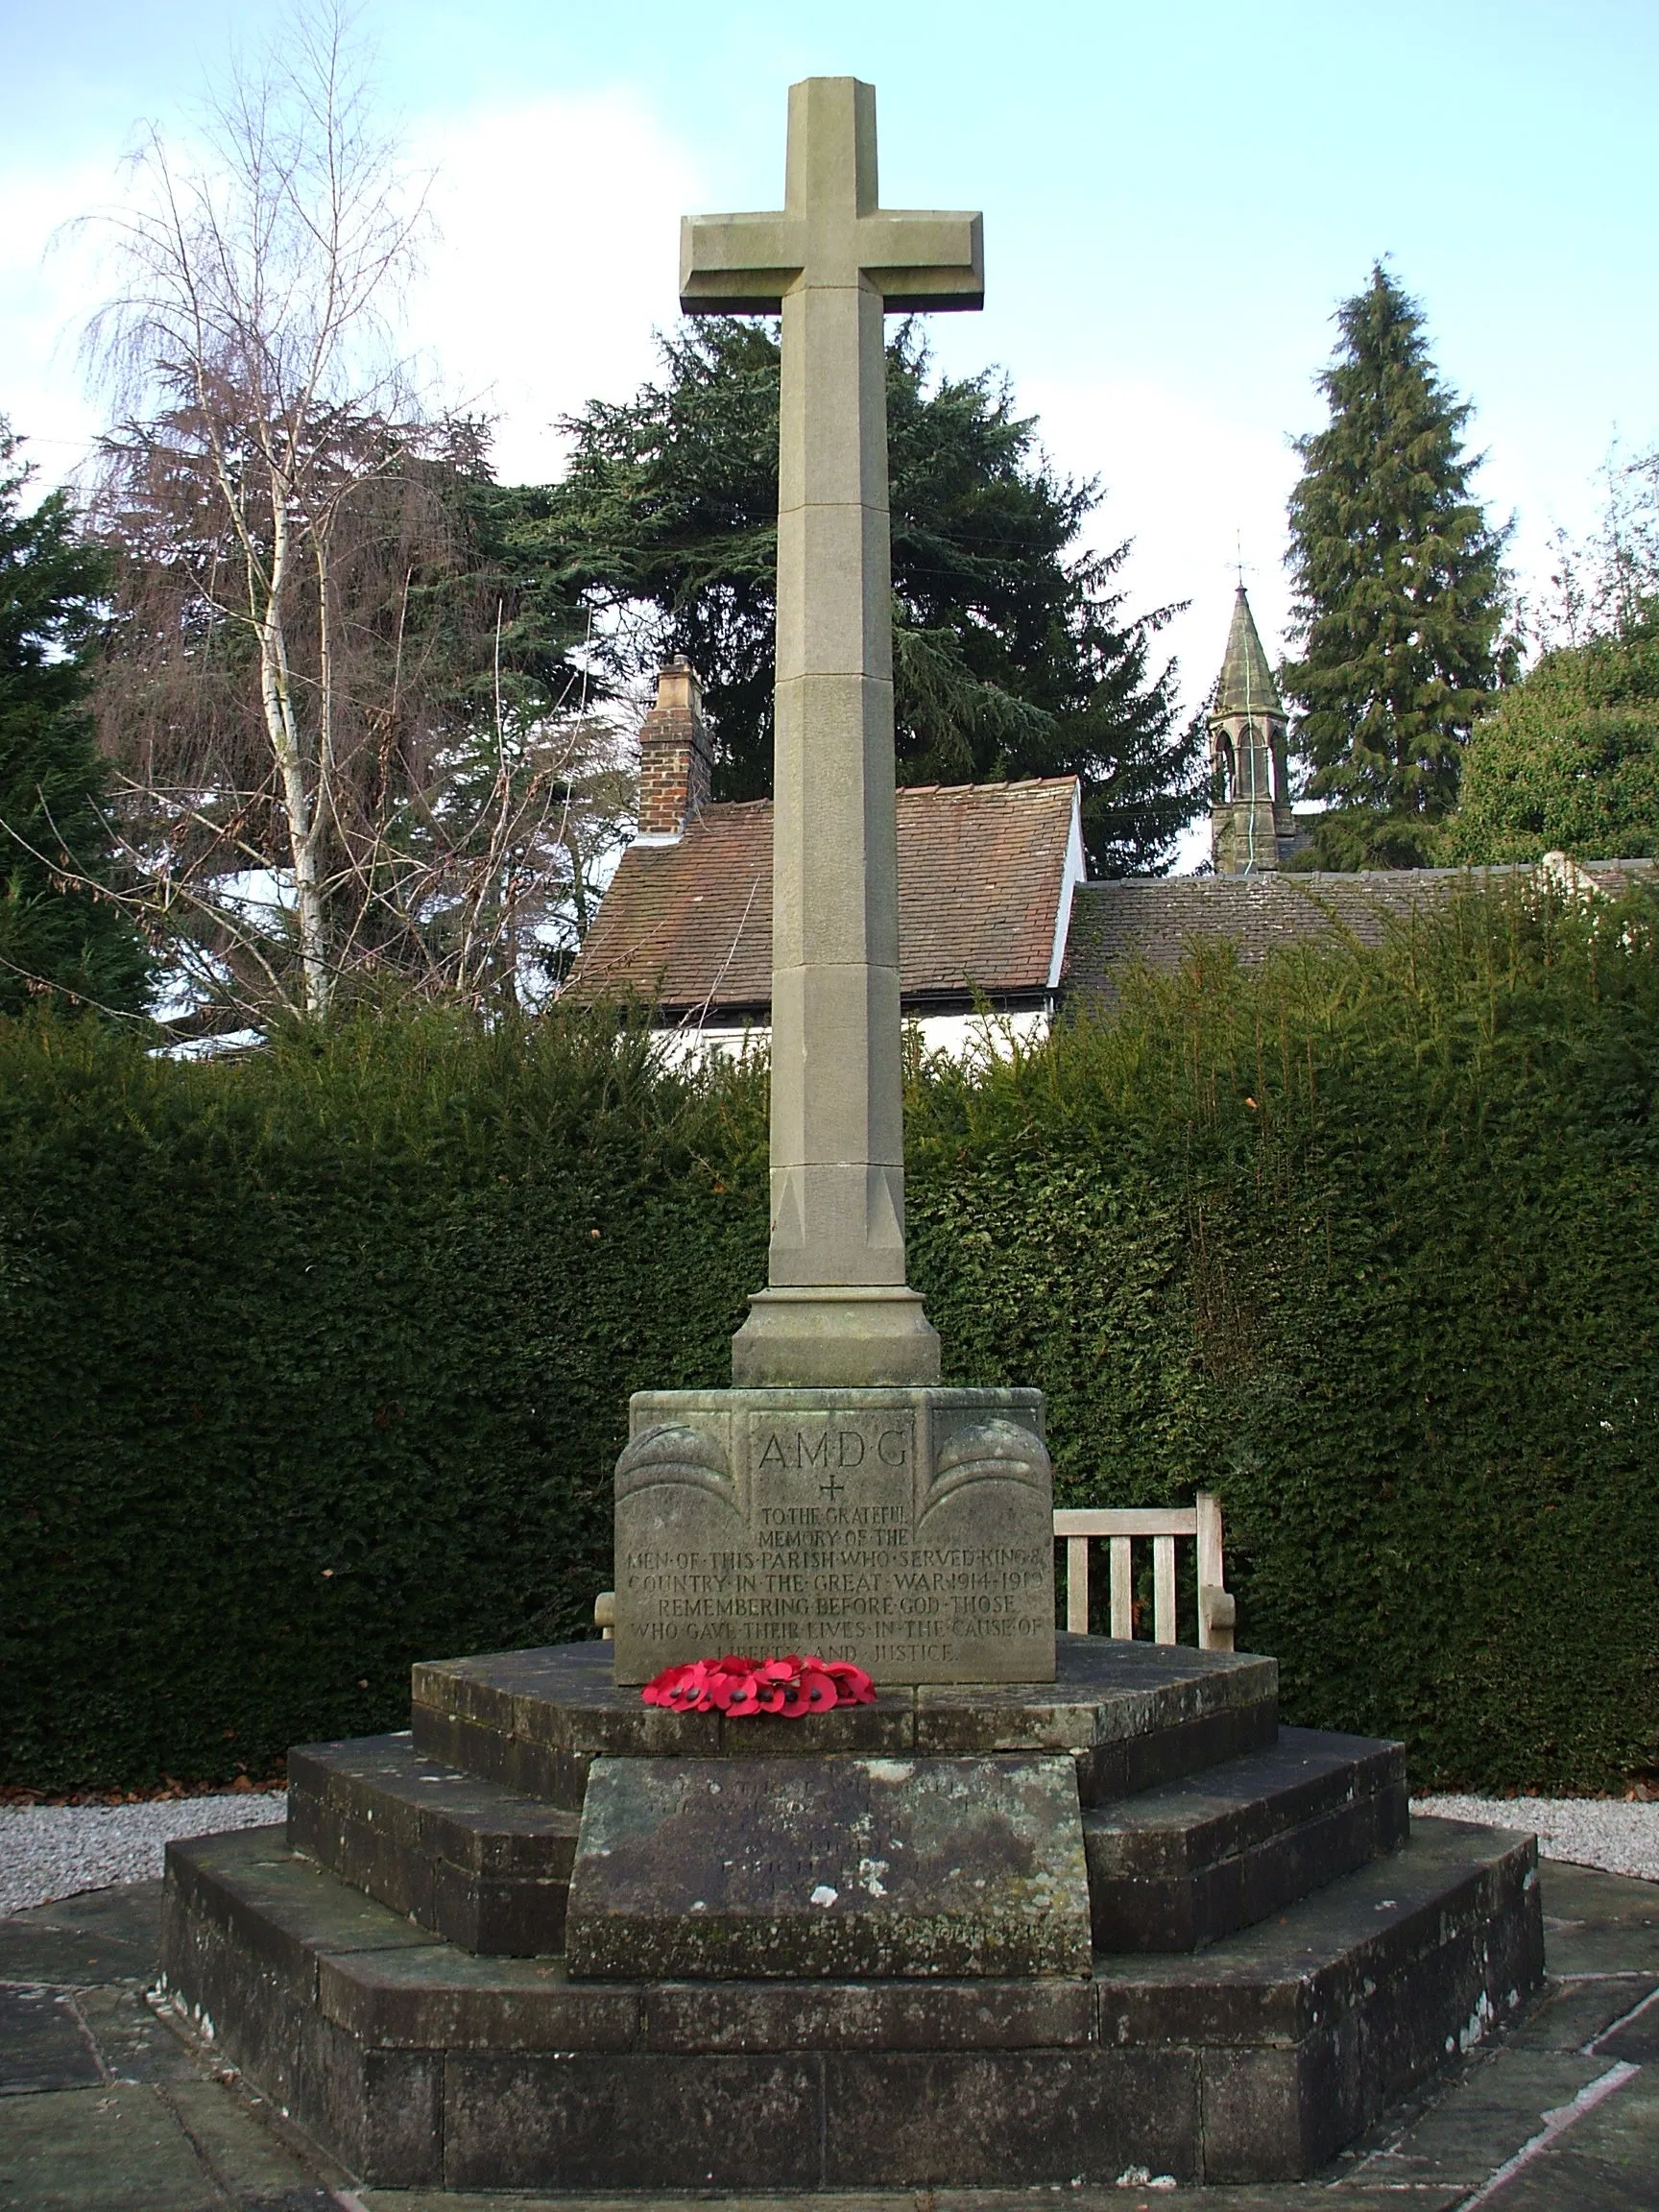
left=1064, top=859, right=1659, bottom=1007
left=567, top=778, right=1080, bottom=1016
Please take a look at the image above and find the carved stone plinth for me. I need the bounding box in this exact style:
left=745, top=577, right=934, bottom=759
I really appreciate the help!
left=613, top=1386, right=1053, bottom=1687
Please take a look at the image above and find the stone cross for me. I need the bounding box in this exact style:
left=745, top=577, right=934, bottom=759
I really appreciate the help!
left=680, top=78, right=983, bottom=1387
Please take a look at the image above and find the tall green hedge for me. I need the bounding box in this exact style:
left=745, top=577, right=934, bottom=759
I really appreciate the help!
left=3, top=881, right=1655, bottom=1793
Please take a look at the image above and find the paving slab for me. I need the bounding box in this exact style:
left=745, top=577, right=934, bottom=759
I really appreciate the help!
left=1596, top=1985, right=1659, bottom=2065
left=159, top=2072, right=344, bottom=2206
left=1540, top=1862, right=1659, bottom=1977
left=1344, top=2045, right=1620, bottom=2188
left=0, top=1875, right=340, bottom=2212
left=1503, top=1973, right=1659, bottom=2055
left=0, top=1880, right=162, bottom=1989
left=0, top=2082, right=221, bottom=2211
left=0, top=1883, right=165, bottom=1951
left=0, top=1984, right=105, bottom=2094
left=1473, top=2061, right=1659, bottom=2210
left=67, top=1982, right=203, bottom=2087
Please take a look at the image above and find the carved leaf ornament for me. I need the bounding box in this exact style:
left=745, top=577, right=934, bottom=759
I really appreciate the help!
left=641, top=1653, right=878, bottom=1715
left=922, top=1419, right=1050, bottom=1519
left=615, top=1422, right=736, bottom=1503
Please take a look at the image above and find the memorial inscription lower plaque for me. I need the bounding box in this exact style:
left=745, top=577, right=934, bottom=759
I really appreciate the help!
left=612, top=1386, right=1055, bottom=1687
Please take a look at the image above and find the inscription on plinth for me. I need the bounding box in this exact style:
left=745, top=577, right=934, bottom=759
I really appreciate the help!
left=613, top=1387, right=1055, bottom=1687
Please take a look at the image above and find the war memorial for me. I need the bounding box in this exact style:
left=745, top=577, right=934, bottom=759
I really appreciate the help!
left=157, top=79, right=1543, bottom=2192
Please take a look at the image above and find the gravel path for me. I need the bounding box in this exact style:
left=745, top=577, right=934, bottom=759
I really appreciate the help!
left=1411, top=1794, right=1659, bottom=1883
left=0, top=1794, right=287, bottom=1917
left=1, top=1790, right=1651, bottom=1918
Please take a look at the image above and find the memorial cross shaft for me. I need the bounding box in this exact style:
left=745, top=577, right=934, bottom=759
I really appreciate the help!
left=681, top=76, right=982, bottom=1387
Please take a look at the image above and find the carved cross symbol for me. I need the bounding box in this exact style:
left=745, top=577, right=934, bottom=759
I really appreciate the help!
left=683, top=80, right=981, bottom=1386
left=818, top=1471, right=846, bottom=1503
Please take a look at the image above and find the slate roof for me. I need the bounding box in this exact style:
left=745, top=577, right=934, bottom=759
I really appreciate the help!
left=1063, top=859, right=1658, bottom=1008
left=567, top=777, right=1081, bottom=1018
left=1214, top=587, right=1285, bottom=718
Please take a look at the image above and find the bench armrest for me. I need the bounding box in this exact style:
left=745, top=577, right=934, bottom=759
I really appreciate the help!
left=1199, top=1581, right=1236, bottom=1652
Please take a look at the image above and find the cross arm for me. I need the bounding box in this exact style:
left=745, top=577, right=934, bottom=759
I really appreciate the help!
left=857, top=211, right=983, bottom=312
left=680, top=213, right=806, bottom=314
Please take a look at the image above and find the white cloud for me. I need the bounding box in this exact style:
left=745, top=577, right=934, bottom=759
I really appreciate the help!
left=1023, top=373, right=1300, bottom=712
left=0, top=87, right=702, bottom=497
left=0, top=159, right=121, bottom=482
left=1017, top=375, right=1304, bottom=872
left=406, top=90, right=703, bottom=485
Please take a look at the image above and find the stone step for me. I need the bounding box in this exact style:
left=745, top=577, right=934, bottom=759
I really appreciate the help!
left=409, top=1632, right=1279, bottom=1810
left=1084, top=1725, right=1408, bottom=1952
left=1094, top=1815, right=1540, bottom=2054
left=1091, top=1815, right=1543, bottom=2179
left=159, top=1813, right=1541, bottom=2190
left=287, top=1734, right=579, bottom=1957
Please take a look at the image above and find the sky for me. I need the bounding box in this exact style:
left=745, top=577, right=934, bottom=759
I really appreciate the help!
left=4, top=0, right=1656, bottom=866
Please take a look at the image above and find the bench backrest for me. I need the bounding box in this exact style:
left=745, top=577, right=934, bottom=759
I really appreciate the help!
left=1053, top=1493, right=1235, bottom=1651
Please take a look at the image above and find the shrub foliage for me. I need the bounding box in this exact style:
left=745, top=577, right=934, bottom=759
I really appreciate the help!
left=1447, top=617, right=1659, bottom=863
left=2, top=881, right=1655, bottom=1794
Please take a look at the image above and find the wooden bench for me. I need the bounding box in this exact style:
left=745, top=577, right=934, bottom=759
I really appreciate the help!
left=595, top=1494, right=1235, bottom=1652
left=1053, top=1493, right=1235, bottom=1651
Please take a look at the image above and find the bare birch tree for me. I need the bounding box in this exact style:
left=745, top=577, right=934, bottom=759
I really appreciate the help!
left=81, top=401, right=634, bottom=1029
left=82, top=5, right=431, bottom=1022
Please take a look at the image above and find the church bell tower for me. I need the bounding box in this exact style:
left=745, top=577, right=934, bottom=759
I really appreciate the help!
left=1209, top=587, right=1296, bottom=874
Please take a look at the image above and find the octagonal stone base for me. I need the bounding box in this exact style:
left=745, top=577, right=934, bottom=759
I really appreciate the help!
left=160, top=1811, right=1541, bottom=2192
left=159, top=1636, right=1544, bottom=2191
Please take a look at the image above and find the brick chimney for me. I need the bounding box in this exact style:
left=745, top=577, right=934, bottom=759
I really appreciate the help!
left=636, top=658, right=712, bottom=841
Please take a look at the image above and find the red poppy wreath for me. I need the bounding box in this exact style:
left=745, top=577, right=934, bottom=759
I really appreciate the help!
left=640, top=1653, right=877, bottom=1716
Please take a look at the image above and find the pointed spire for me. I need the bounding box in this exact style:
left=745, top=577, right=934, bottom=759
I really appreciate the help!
left=1214, top=587, right=1284, bottom=719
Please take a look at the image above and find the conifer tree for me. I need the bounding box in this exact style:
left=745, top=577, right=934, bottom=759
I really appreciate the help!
left=1282, top=266, right=1507, bottom=851
left=521, top=321, right=1202, bottom=876
left=0, top=424, right=150, bottom=1018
